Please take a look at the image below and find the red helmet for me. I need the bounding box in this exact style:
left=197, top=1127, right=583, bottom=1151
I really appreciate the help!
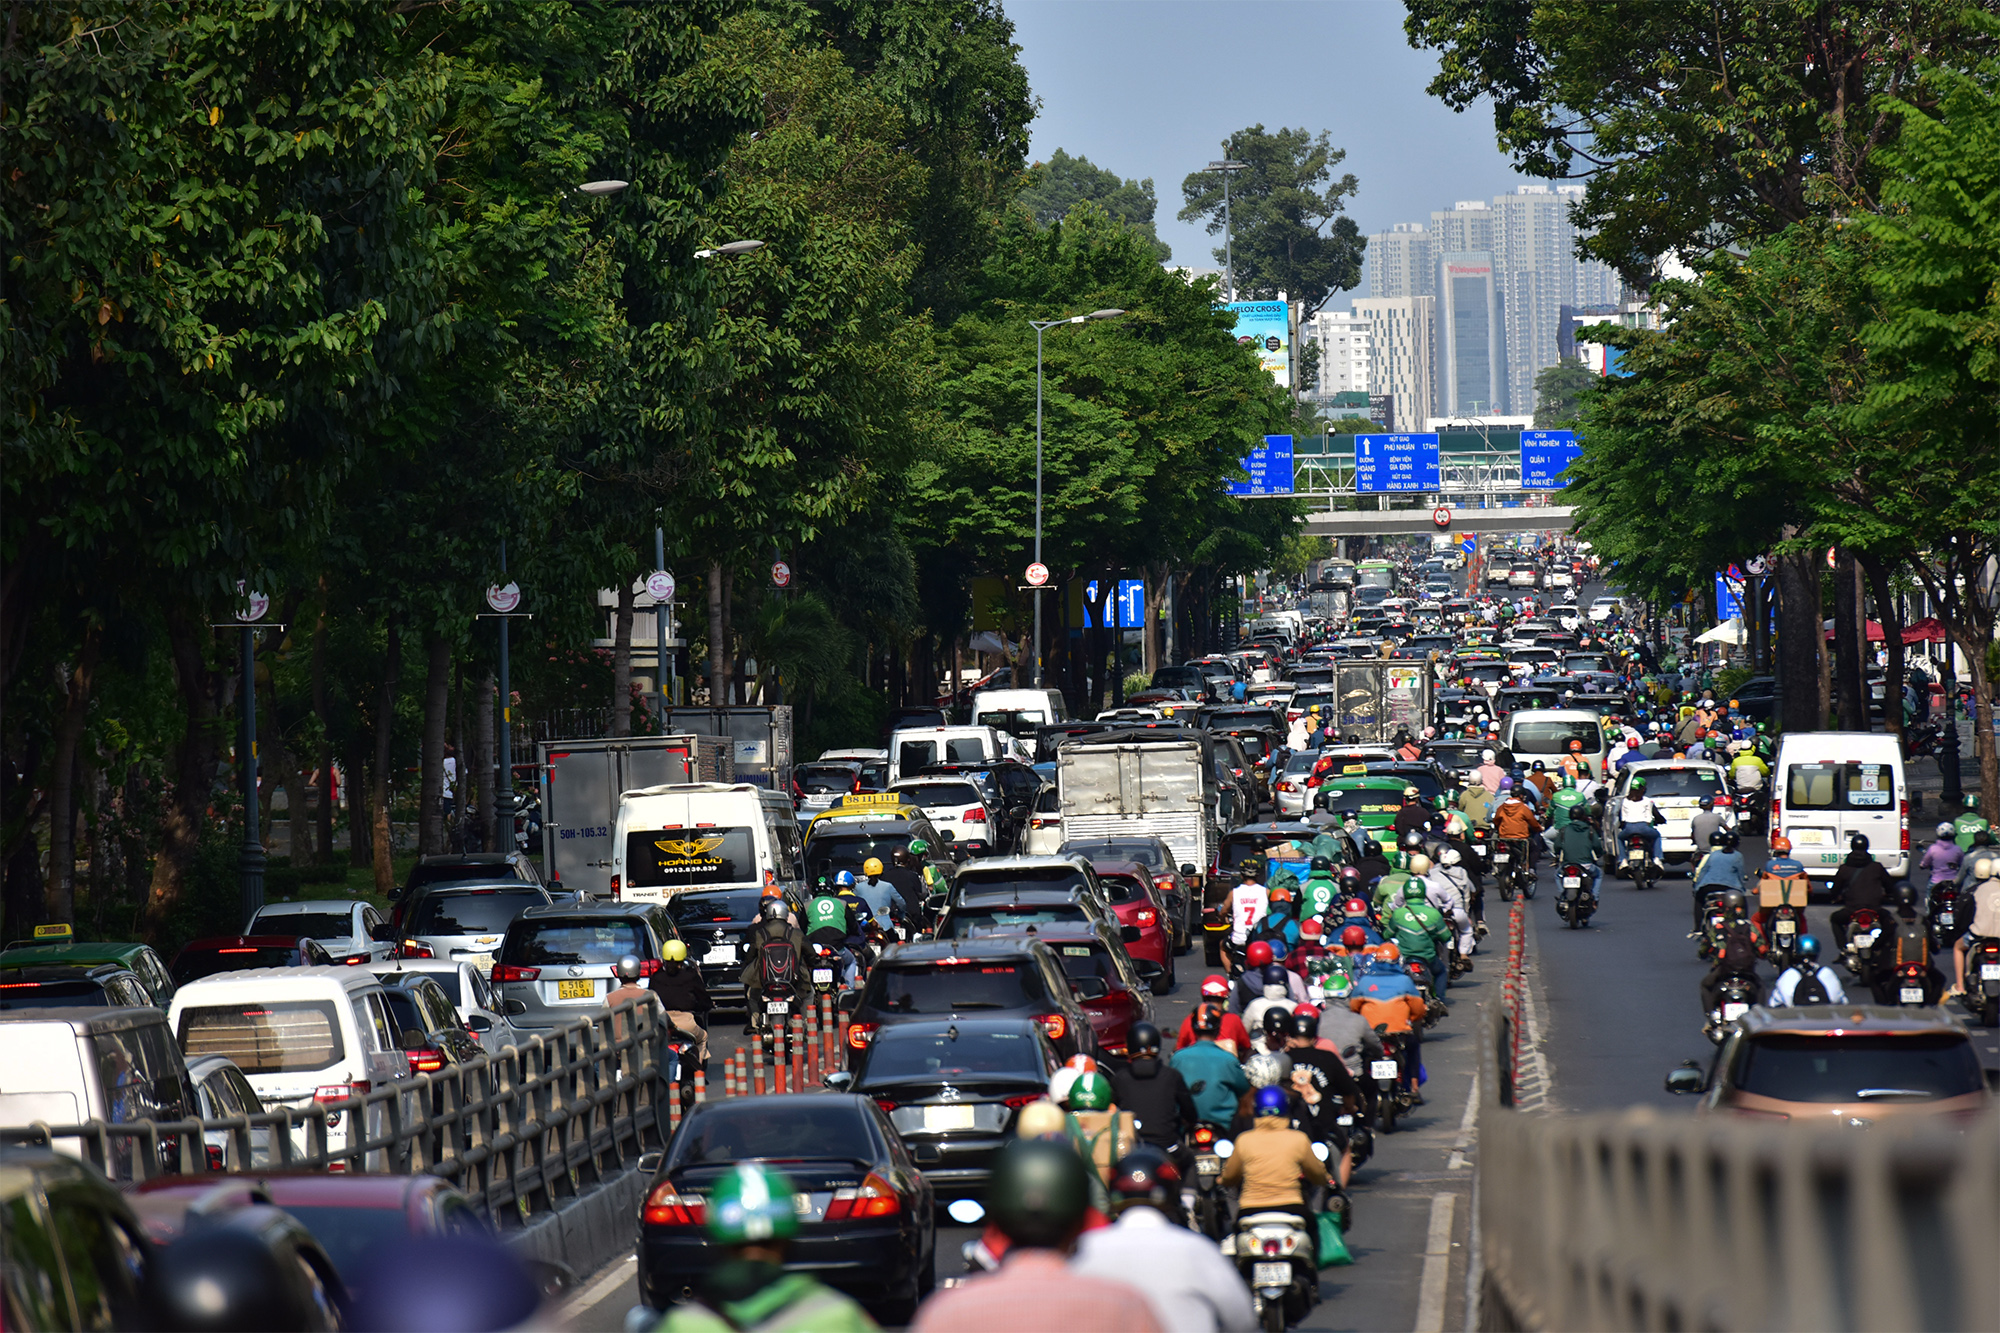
left=1299, top=917, right=1324, bottom=939
left=1200, top=974, right=1230, bottom=998
left=1626, top=736, right=1639, bottom=748
left=1342, top=897, right=1370, bottom=917
left=1338, top=866, right=1362, bottom=884
left=1340, top=925, right=1368, bottom=950
left=1293, top=1003, right=1320, bottom=1021
left=1246, top=940, right=1274, bottom=968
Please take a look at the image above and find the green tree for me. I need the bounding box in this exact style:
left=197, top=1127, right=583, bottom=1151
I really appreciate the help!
left=1531, top=359, right=1599, bottom=428
left=1018, top=149, right=1169, bottom=260
left=1177, top=125, right=1364, bottom=317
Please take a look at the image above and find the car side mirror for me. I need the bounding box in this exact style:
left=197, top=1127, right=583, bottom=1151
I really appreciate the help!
left=466, top=1014, right=494, bottom=1033
left=368, top=923, right=397, bottom=943
left=938, top=830, right=954, bottom=842
left=1664, top=1061, right=1706, bottom=1095
left=1134, top=959, right=1164, bottom=979
left=1180, top=864, right=1197, bottom=877
left=1120, top=925, right=1143, bottom=943
left=823, top=1070, right=855, bottom=1092
left=502, top=1000, right=527, bottom=1016
left=637, top=1151, right=664, bottom=1177
left=837, top=991, right=860, bottom=1015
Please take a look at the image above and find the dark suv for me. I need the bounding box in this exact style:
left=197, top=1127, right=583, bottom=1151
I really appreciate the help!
left=491, top=901, right=684, bottom=1030
left=655, top=886, right=805, bottom=1014
left=843, top=938, right=1099, bottom=1071
left=392, top=852, right=542, bottom=921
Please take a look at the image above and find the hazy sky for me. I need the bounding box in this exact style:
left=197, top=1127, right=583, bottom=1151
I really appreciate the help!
left=1007, top=0, right=1535, bottom=303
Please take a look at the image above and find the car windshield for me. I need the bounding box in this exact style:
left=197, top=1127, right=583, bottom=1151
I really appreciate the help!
left=626, top=828, right=758, bottom=889
left=1319, top=787, right=1402, bottom=818
left=804, top=835, right=912, bottom=885
left=958, top=870, right=1088, bottom=899
left=1053, top=943, right=1119, bottom=997
left=1368, top=768, right=1443, bottom=800
left=276, top=1206, right=411, bottom=1281
left=0, top=978, right=111, bottom=1009
left=1219, top=834, right=1312, bottom=868
left=171, top=947, right=300, bottom=986
left=410, top=890, right=543, bottom=936
left=1630, top=768, right=1723, bottom=799
left=858, top=1028, right=1046, bottom=1085
left=406, top=862, right=521, bottom=889
left=1463, top=664, right=1510, bottom=683
left=795, top=765, right=857, bottom=794
left=251, top=912, right=353, bottom=939
left=869, top=961, right=1039, bottom=1013
left=1498, top=690, right=1559, bottom=711
left=1511, top=720, right=1603, bottom=755
left=662, top=888, right=765, bottom=926
left=1282, top=754, right=1316, bottom=775
left=1785, top=761, right=1896, bottom=810
left=669, top=1103, right=877, bottom=1168
left=1061, top=840, right=1167, bottom=870
left=502, top=922, right=646, bottom=967
left=1093, top=874, right=1149, bottom=905
left=178, top=1001, right=345, bottom=1074
left=383, top=971, right=462, bottom=1006
left=943, top=903, right=1090, bottom=938
left=897, top=783, right=981, bottom=809
left=1733, top=1033, right=1983, bottom=1103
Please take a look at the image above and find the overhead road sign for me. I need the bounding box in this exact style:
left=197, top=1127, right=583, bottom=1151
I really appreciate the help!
left=1520, top=430, right=1580, bottom=489
left=1353, top=433, right=1439, bottom=493
left=1226, top=434, right=1294, bottom=496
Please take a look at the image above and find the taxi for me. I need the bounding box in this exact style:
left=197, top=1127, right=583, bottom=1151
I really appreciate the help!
left=0, top=923, right=177, bottom=1007
left=1314, top=775, right=1410, bottom=852
left=804, top=791, right=922, bottom=842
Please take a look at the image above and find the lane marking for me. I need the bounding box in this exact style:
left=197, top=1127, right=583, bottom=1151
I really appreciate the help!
left=556, top=1252, right=637, bottom=1326
left=1446, top=1067, right=1479, bottom=1170
left=1413, top=1191, right=1456, bottom=1333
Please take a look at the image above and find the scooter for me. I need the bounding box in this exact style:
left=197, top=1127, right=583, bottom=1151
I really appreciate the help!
left=1554, top=863, right=1596, bottom=928
left=1370, top=1028, right=1414, bottom=1131
left=1622, top=834, right=1659, bottom=891
left=1491, top=838, right=1523, bottom=900
left=748, top=940, right=804, bottom=1036
left=1704, top=974, right=1758, bottom=1045
left=1223, top=1211, right=1318, bottom=1331
left=1842, top=907, right=1884, bottom=981
left=1966, top=936, right=2000, bottom=1028
left=1927, top=884, right=1966, bottom=953
left=1890, top=959, right=1933, bottom=1007
left=1767, top=903, right=1805, bottom=969
left=1189, top=1124, right=1231, bottom=1240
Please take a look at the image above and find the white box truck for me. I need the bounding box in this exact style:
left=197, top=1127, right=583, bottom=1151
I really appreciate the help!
left=538, top=735, right=733, bottom=896
left=1055, top=728, right=1219, bottom=885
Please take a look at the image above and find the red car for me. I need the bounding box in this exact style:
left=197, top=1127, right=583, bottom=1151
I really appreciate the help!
left=1090, top=860, right=1175, bottom=994
left=169, top=935, right=335, bottom=988
left=1035, top=925, right=1156, bottom=1058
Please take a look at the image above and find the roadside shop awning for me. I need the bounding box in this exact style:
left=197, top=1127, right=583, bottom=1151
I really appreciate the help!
left=1695, top=618, right=1747, bottom=646
left=1902, top=617, right=1948, bottom=644
left=1821, top=618, right=1884, bottom=642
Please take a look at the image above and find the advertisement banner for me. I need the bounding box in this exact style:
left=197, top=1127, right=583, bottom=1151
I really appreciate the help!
left=1225, top=300, right=1290, bottom=388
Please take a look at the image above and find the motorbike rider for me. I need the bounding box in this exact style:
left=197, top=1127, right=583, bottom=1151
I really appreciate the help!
left=1729, top=745, right=1769, bottom=804
left=1218, top=1086, right=1329, bottom=1266
left=1414, top=853, right=1475, bottom=967
left=1874, top=881, right=1944, bottom=1004
left=1242, top=963, right=1301, bottom=1034
left=740, top=896, right=810, bottom=1015
left=1314, top=973, right=1384, bottom=1086
left=1614, top=735, right=1648, bottom=772
left=1388, top=877, right=1453, bottom=997
left=1829, top=833, right=1892, bottom=950
left=1169, top=1006, right=1251, bottom=1129
left=1692, top=829, right=1747, bottom=900
left=1473, top=748, right=1506, bottom=795
left=1949, top=854, right=2000, bottom=998
left=1432, top=845, right=1482, bottom=942
left=648, top=939, right=712, bottom=1064
left=1226, top=856, right=1271, bottom=972
left=1177, top=977, right=1250, bottom=1054
left=1525, top=760, right=1557, bottom=805
left=1750, top=843, right=1810, bottom=939
left=1768, top=934, right=1847, bottom=1006
left=1688, top=797, right=1727, bottom=858
left=1249, top=881, right=1303, bottom=950
left=1108, top=1022, right=1199, bottom=1162
left=854, top=857, right=901, bottom=935
left=1457, top=772, right=1500, bottom=829
left=1349, top=945, right=1428, bottom=1102
left=1062, top=1071, right=1137, bottom=1196
left=1551, top=812, right=1605, bottom=904
left=1699, top=891, right=1766, bottom=1017
left=1920, top=823, right=1964, bottom=893
left=1618, top=777, right=1665, bottom=868
left=1300, top=856, right=1342, bottom=920
left=1071, top=1149, right=1257, bottom=1333
left=804, top=872, right=871, bottom=986
left=1392, top=787, right=1434, bottom=842
left=1233, top=940, right=1278, bottom=1009
left=1493, top=777, right=1546, bottom=873
left=1547, top=774, right=1588, bottom=833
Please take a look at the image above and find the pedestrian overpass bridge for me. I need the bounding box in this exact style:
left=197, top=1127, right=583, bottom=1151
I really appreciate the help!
left=1300, top=505, right=1578, bottom=537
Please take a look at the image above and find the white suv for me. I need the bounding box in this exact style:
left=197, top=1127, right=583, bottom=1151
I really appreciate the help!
left=890, top=777, right=996, bottom=857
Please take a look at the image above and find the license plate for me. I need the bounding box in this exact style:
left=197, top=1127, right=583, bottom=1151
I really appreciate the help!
left=1980, top=965, right=2000, bottom=980
left=811, top=968, right=834, bottom=984
left=1776, top=920, right=1795, bottom=935
left=1494, top=852, right=1510, bottom=864
left=1562, top=876, right=1581, bottom=889
left=1253, top=1262, right=1292, bottom=1287
left=459, top=952, right=494, bottom=972
left=557, top=979, right=595, bottom=1000
left=1790, top=829, right=1829, bottom=845
left=923, top=1104, right=976, bottom=1131
left=1336, top=1115, right=1353, bottom=1127
left=1721, top=1003, right=1749, bottom=1020
left=766, top=999, right=791, bottom=1015
left=1627, top=849, right=1644, bottom=862
left=1857, top=931, right=1878, bottom=946
left=708, top=944, right=739, bottom=965
left=1900, top=987, right=1924, bottom=1003
left=1197, top=1156, right=1222, bottom=1175
left=1370, top=1059, right=1399, bottom=1080
left=1939, top=912, right=1954, bottom=926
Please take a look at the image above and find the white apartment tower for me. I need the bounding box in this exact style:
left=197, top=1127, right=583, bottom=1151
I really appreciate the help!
left=1364, top=223, right=1431, bottom=300
left=1304, top=311, right=1372, bottom=398
left=1351, top=296, right=1435, bottom=433
left=1494, top=185, right=1625, bottom=411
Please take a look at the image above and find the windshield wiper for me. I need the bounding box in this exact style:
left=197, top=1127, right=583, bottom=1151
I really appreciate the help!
left=944, top=1001, right=1007, bottom=1010
left=1853, top=1088, right=1935, bottom=1100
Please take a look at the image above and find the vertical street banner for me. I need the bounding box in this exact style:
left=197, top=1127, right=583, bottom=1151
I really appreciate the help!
left=1225, top=300, right=1291, bottom=389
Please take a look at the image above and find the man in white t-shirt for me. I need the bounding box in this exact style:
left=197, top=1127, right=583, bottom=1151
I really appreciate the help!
left=1228, top=861, right=1270, bottom=967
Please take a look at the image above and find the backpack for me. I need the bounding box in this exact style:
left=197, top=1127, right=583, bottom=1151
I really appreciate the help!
left=1790, top=966, right=1831, bottom=1007
left=758, top=939, right=799, bottom=989
left=1720, top=923, right=1759, bottom=972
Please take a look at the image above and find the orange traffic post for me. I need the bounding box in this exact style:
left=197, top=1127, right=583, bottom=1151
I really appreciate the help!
left=694, top=1067, right=708, bottom=1104
left=752, top=1034, right=766, bottom=1095
left=791, top=1014, right=806, bottom=1092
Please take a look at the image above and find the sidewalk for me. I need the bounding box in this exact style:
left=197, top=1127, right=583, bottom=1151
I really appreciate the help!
left=1903, top=713, right=1985, bottom=818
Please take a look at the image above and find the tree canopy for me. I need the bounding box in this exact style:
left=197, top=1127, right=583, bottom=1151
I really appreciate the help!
left=1177, top=125, right=1364, bottom=317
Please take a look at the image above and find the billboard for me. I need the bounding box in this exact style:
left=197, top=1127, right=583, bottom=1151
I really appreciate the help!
left=1519, top=429, right=1581, bottom=489
left=1226, top=434, right=1294, bottom=496
left=1353, top=433, right=1440, bottom=493
left=1225, top=300, right=1290, bottom=388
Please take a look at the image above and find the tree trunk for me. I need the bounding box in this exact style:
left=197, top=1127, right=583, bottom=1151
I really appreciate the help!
left=345, top=735, right=372, bottom=868
left=282, top=743, right=311, bottom=869
left=144, top=607, right=221, bottom=936
left=722, top=565, right=737, bottom=705
left=419, top=630, right=451, bottom=855
left=1774, top=549, right=1821, bottom=735
left=707, top=562, right=726, bottom=706
left=611, top=579, right=635, bottom=737
left=372, top=623, right=401, bottom=895
left=452, top=660, right=466, bottom=851
left=311, top=610, right=335, bottom=867
left=45, top=626, right=100, bottom=925
left=1963, top=625, right=2000, bottom=823
left=474, top=670, right=496, bottom=854
left=1859, top=553, right=1904, bottom=747
left=1833, top=549, right=1866, bottom=730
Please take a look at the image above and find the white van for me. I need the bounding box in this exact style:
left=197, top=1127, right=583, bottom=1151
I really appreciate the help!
left=1503, top=708, right=1610, bottom=780
left=970, top=689, right=1068, bottom=739
left=168, top=967, right=412, bottom=1161
left=0, top=1007, right=194, bottom=1169
left=1772, top=732, right=1908, bottom=880
left=610, top=782, right=803, bottom=905
left=887, top=725, right=1008, bottom=785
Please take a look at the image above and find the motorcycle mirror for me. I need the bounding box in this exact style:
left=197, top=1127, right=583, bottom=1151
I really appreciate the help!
left=1310, top=1140, right=1329, bottom=1162
left=822, top=1070, right=854, bottom=1092
left=1664, top=1062, right=1706, bottom=1095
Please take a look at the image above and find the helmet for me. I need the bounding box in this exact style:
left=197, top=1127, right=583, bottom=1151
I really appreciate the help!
left=1531, top=760, right=1546, bottom=772
left=1895, top=881, right=1919, bottom=910
left=1403, top=786, right=1420, bottom=800
left=762, top=898, right=788, bottom=921
left=1721, top=890, right=1747, bottom=914
left=1245, top=1051, right=1292, bottom=1088
left=1970, top=855, right=1998, bottom=880
left=1499, top=777, right=1514, bottom=790
left=1200, top=974, right=1230, bottom=999
left=1107, top=1146, right=1182, bottom=1213
left=1796, top=934, right=1821, bottom=962
left=1253, top=1086, right=1290, bottom=1118
left=1699, top=796, right=1714, bottom=811
left=1260, top=1007, right=1291, bottom=1041
left=706, top=1163, right=801, bottom=1244
left=833, top=871, right=856, bottom=887
left=663, top=939, right=689, bottom=963
left=862, top=857, right=884, bottom=876
left=1440, top=846, right=1461, bottom=866
left=761, top=883, right=784, bottom=898
left=1937, top=822, right=1956, bottom=840
left=1568, top=738, right=1584, bottom=752
left=1066, top=1071, right=1113, bottom=1111
left=1268, top=884, right=1295, bottom=906
left=1708, top=830, right=1729, bottom=848
left=1400, top=829, right=1425, bottom=851
left=1769, top=835, right=1792, bottom=854
left=1015, top=1099, right=1067, bottom=1139
left=1626, top=736, right=1639, bottom=749
left=1310, top=855, right=1334, bottom=872
left=988, top=1138, right=1092, bottom=1249
left=1629, top=778, right=1647, bottom=794
left=1408, top=853, right=1433, bottom=875
left=1246, top=940, right=1274, bottom=969
left=1849, top=832, right=1870, bottom=854
left=1262, top=962, right=1290, bottom=990
left=1340, top=925, right=1368, bottom=950
left=1324, top=972, right=1354, bottom=1000
left=1192, top=1004, right=1223, bottom=1037
left=1338, top=866, right=1362, bottom=885
left=148, top=1219, right=338, bottom=1333
left=615, top=954, right=643, bottom=983
left=1377, top=940, right=1401, bottom=961
left=1290, top=1010, right=1320, bottom=1041
left=1481, top=749, right=1495, bottom=762
left=1724, top=831, right=1740, bottom=851
left=1129, top=1020, right=1162, bottom=1057
left=907, top=838, right=929, bottom=855
left=1299, top=917, right=1324, bottom=940
left=1403, top=878, right=1427, bottom=902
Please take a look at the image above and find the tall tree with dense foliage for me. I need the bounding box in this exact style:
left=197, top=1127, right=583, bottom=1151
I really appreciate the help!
left=1018, top=149, right=1169, bottom=260
left=1177, top=125, right=1364, bottom=317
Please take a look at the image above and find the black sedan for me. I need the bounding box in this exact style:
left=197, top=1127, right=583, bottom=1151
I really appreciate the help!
left=638, top=1093, right=935, bottom=1324
left=841, top=1018, right=1058, bottom=1198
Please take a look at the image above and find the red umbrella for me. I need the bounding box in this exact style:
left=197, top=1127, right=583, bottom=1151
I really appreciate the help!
left=1903, top=617, right=1947, bottom=644
left=1822, top=619, right=1884, bottom=642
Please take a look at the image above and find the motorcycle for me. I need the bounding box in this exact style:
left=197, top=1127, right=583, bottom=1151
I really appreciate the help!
left=1189, top=1124, right=1231, bottom=1240
left=1695, top=896, right=1731, bottom=960
left=1927, top=885, right=1966, bottom=953
left=1336, top=1108, right=1373, bottom=1169
left=1704, top=974, right=1757, bottom=1045
left=806, top=941, right=846, bottom=996
left=1622, top=834, right=1659, bottom=891
left=1904, top=719, right=1944, bottom=760
left=1966, top=937, right=2000, bottom=1028
left=1371, top=1028, right=1414, bottom=1131
left=1491, top=838, right=1525, bottom=900
left=1467, top=826, right=1494, bottom=886
left=1842, top=907, right=1885, bottom=982
left=1403, top=959, right=1448, bottom=1027
left=1554, top=863, right=1595, bottom=928
left=1223, top=1211, right=1318, bottom=1331
left=1767, top=903, right=1805, bottom=969
left=1890, top=959, right=1933, bottom=1008
left=749, top=939, right=804, bottom=1037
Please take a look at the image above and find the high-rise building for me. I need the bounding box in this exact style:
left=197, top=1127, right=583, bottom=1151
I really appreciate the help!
left=1351, top=296, right=1434, bottom=433
left=1429, top=201, right=1498, bottom=271
left=1436, top=252, right=1507, bottom=416
left=1493, top=185, right=1625, bottom=411
left=1303, top=311, right=1371, bottom=398
left=1363, top=223, right=1430, bottom=300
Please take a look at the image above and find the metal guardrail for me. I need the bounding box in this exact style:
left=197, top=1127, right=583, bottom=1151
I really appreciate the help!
left=1477, top=927, right=2000, bottom=1331
left=0, top=999, right=677, bottom=1230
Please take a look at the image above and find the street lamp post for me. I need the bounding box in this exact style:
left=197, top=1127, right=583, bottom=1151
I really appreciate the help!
left=1204, top=157, right=1249, bottom=300
left=1027, top=309, right=1127, bottom=689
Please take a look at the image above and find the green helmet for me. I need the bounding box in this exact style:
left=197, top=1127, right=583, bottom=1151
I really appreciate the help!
left=1402, top=878, right=1427, bottom=903
left=1066, top=1071, right=1113, bottom=1111
left=1305, top=955, right=1340, bottom=979
left=1323, top=972, right=1353, bottom=999
left=907, top=838, right=929, bottom=855
left=704, top=1163, right=799, bottom=1245
left=988, top=1138, right=1091, bottom=1249
left=1629, top=777, right=1647, bottom=794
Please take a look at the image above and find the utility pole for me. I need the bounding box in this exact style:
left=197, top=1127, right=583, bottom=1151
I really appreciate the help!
left=1204, top=156, right=1249, bottom=300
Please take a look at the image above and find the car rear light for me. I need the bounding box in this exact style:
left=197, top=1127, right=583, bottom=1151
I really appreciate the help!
left=217, top=947, right=259, bottom=954
left=1002, top=1093, right=1041, bottom=1109
left=492, top=964, right=540, bottom=983
left=642, top=1180, right=708, bottom=1227
left=1154, top=876, right=1174, bottom=892
left=825, top=1173, right=902, bottom=1220
left=1900, top=797, right=1909, bottom=851
left=871, top=1096, right=899, bottom=1113
left=399, top=940, right=435, bottom=959
left=1134, top=909, right=1156, bottom=925
left=846, top=1023, right=878, bottom=1050
left=1035, top=1013, right=1067, bottom=1041
left=406, top=1048, right=447, bottom=1075
left=639, top=958, right=662, bottom=977
left=610, top=875, right=621, bottom=898
left=206, top=1145, right=226, bottom=1171
left=963, top=808, right=986, bottom=824
left=1713, top=794, right=1732, bottom=807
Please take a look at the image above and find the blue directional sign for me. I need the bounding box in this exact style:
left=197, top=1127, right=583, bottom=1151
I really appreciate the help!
left=1519, top=430, right=1581, bottom=489
left=1353, top=433, right=1439, bottom=493
left=1083, top=578, right=1146, bottom=628
left=1461, top=537, right=1477, bottom=554
left=1226, top=434, right=1294, bottom=496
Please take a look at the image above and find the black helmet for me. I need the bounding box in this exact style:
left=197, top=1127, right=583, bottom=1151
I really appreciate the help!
left=1849, top=832, right=1870, bottom=854
left=1309, top=855, right=1334, bottom=872
left=1192, top=1003, right=1223, bottom=1037
left=1128, top=1020, right=1162, bottom=1057
left=1107, top=1145, right=1182, bottom=1214
left=1721, top=889, right=1747, bottom=914
left=1724, top=831, right=1740, bottom=851
left=1698, top=796, right=1714, bottom=811
left=148, top=1214, right=338, bottom=1332
left=1894, top=881, right=1919, bottom=911
left=1707, top=830, right=1729, bottom=848
left=987, top=1138, right=1092, bottom=1249
left=1289, top=1009, right=1320, bottom=1041
left=1261, top=1006, right=1292, bottom=1040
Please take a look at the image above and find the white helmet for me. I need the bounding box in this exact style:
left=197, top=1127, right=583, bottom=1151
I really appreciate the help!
left=1440, top=846, right=1462, bottom=867
left=1480, top=749, right=1496, bottom=762
left=1245, top=1050, right=1293, bottom=1088
left=1972, top=855, right=1999, bottom=881
left=1408, top=853, right=1433, bottom=875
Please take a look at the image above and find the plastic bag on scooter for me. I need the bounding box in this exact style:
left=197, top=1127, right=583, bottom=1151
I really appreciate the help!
left=1314, top=1211, right=1354, bottom=1267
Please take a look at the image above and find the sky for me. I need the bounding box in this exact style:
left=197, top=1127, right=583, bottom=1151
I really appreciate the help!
left=1006, top=0, right=1534, bottom=305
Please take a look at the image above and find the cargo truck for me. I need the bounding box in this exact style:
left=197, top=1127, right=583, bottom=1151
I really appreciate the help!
left=537, top=735, right=733, bottom=896
left=1331, top=660, right=1433, bottom=744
